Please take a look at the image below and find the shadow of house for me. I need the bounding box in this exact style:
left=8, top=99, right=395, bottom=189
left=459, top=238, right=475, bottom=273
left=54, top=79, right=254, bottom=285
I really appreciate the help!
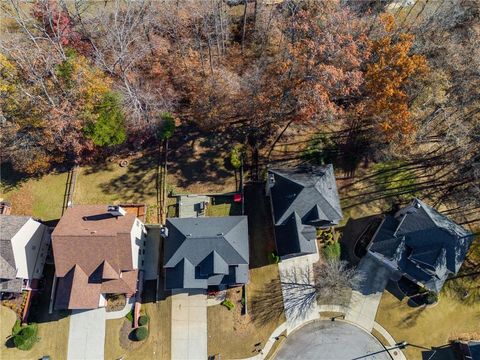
left=339, top=215, right=383, bottom=266
left=244, top=184, right=277, bottom=269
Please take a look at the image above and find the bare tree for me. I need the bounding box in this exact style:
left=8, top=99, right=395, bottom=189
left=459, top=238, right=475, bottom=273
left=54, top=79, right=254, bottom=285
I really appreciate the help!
left=251, top=259, right=363, bottom=326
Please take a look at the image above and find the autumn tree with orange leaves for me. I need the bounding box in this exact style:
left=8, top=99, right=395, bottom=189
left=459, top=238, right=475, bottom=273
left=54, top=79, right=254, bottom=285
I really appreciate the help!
left=364, top=14, right=428, bottom=142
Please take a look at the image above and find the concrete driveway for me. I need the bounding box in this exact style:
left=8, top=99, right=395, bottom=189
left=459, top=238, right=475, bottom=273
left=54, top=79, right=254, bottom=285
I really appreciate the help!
left=171, top=290, right=207, bottom=360
left=345, top=254, right=392, bottom=331
left=275, top=320, right=391, bottom=360
left=278, top=253, right=320, bottom=333
left=67, top=308, right=105, bottom=360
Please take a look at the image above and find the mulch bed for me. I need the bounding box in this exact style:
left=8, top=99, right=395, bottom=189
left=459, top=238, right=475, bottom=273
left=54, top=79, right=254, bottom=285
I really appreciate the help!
left=119, top=320, right=144, bottom=350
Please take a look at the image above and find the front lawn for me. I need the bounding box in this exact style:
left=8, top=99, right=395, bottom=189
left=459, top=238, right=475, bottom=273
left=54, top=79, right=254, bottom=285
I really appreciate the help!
left=207, top=264, right=285, bottom=359
left=104, top=282, right=171, bottom=360
left=0, top=306, right=69, bottom=360
left=375, top=286, right=480, bottom=360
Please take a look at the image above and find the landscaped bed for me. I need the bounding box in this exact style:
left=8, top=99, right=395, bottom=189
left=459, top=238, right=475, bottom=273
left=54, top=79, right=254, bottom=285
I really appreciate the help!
left=104, top=282, right=171, bottom=360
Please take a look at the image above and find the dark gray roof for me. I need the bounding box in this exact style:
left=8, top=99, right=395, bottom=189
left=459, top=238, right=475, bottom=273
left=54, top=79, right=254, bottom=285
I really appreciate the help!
left=468, top=342, right=480, bottom=360
left=164, top=216, right=249, bottom=289
left=369, top=199, right=473, bottom=293
left=0, top=278, right=22, bottom=293
left=268, top=165, right=342, bottom=256
left=0, top=215, right=31, bottom=279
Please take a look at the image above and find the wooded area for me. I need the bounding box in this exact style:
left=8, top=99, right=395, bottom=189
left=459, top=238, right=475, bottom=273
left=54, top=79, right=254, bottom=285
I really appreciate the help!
left=0, top=0, right=479, bottom=216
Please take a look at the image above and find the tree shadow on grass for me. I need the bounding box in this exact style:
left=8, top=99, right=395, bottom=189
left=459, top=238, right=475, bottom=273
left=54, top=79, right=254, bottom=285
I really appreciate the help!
left=168, top=143, right=233, bottom=189
left=99, top=154, right=158, bottom=202
left=0, top=162, right=30, bottom=192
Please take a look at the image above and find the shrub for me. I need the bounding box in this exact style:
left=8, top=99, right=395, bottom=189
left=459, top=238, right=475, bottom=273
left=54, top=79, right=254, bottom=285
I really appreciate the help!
left=230, top=145, right=243, bottom=169
left=221, top=299, right=235, bottom=310
left=269, top=252, right=280, bottom=264
left=138, top=315, right=149, bottom=326
left=425, top=291, right=438, bottom=305
left=12, top=320, right=22, bottom=336
left=13, top=323, right=38, bottom=351
left=125, top=310, right=133, bottom=322
left=323, top=242, right=341, bottom=260
left=133, top=326, right=149, bottom=341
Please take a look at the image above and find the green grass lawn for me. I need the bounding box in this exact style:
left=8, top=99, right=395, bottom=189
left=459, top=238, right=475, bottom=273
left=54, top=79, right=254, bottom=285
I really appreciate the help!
left=0, top=306, right=70, bottom=360
left=375, top=287, right=480, bottom=360
left=206, top=195, right=242, bottom=217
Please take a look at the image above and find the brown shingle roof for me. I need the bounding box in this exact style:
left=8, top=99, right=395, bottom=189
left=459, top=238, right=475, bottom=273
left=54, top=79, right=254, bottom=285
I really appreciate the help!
left=52, top=205, right=139, bottom=309
left=52, top=205, right=136, bottom=277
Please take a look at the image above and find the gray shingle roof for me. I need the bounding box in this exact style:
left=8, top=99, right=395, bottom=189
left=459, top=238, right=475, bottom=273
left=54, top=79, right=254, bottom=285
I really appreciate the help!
left=0, top=215, right=31, bottom=279
left=0, top=278, right=22, bottom=292
left=268, top=165, right=342, bottom=256
left=164, top=216, right=249, bottom=289
left=369, top=199, right=474, bottom=293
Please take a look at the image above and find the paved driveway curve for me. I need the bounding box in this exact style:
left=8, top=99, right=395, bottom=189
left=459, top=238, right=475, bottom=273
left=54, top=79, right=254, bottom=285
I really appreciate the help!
left=275, top=320, right=391, bottom=360
left=345, top=254, right=391, bottom=331
left=67, top=308, right=105, bottom=360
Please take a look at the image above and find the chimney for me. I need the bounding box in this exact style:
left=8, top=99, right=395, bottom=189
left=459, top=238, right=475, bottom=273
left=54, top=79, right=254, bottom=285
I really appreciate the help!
left=107, top=205, right=126, bottom=217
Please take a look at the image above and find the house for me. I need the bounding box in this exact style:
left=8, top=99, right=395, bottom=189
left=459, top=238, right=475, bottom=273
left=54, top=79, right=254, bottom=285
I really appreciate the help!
left=163, top=216, right=249, bottom=290
left=51, top=205, right=147, bottom=310
left=266, top=165, right=343, bottom=258
left=368, top=198, right=474, bottom=293
left=0, top=215, right=50, bottom=294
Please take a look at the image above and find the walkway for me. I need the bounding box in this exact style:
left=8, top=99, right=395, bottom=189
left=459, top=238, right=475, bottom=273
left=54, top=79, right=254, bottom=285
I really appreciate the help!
left=105, top=297, right=134, bottom=320
left=171, top=290, right=208, bottom=360
left=345, top=254, right=391, bottom=331
left=67, top=308, right=106, bottom=360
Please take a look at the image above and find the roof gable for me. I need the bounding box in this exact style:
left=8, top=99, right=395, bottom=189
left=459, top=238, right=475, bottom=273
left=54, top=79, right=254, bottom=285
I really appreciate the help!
left=269, top=165, right=343, bottom=226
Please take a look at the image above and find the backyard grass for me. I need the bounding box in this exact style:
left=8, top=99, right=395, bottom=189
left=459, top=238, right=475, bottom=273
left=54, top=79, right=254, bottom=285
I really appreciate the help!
left=0, top=306, right=69, bottom=360
left=206, top=195, right=242, bottom=217
left=375, top=288, right=480, bottom=360
left=104, top=297, right=171, bottom=360
left=1, top=169, right=68, bottom=221
left=1, top=138, right=237, bottom=222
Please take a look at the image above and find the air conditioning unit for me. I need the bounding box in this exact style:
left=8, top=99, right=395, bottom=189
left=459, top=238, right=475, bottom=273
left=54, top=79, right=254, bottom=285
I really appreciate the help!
left=269, top=173, right=275, bottom=186
left=160, top=227, right=169, bottom=237
left=107, top=205, right=126, bottom=217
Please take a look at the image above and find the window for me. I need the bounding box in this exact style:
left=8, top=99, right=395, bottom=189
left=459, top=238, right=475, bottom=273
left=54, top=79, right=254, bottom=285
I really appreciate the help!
left=32, top=245, right=36, bottom=250
left=141, top=260, right=144, bottom=266
left=142, top=250, right=145, bottom=255
left=143, top=241, right=146, bottom=246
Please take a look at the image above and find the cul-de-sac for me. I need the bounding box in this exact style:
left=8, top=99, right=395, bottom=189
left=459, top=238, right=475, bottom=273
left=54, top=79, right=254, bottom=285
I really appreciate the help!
left=1, top=1, right=479, bottom=359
